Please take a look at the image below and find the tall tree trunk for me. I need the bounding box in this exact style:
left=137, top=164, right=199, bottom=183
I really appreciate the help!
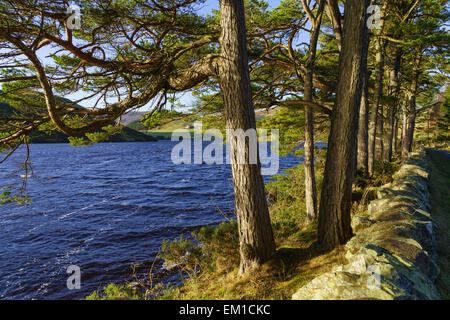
left=368, top=19, right=385, bottom=175
left=318, top=0, right=370, bottom=251
left=376, top=100, right=384, bottom=159
left=402, top=93, right=417, bottom=159
left=303, top=76, right=318, bottom=226
left=383, top=100, right=394, bottom=161
left=218, top=0, right=275, bottom=274
left=324, top=0, right=342, bottom=52
left=401, top=51, right=422, bottom=160
left=393, top=114, right=399, bottom=155
left=383, top=47, right=402, bottom=162
left=357, top=30, right=371, bottom=172
left=302, top=0, right=325, bottom=226
left=401, top=99, right=407, bottom=152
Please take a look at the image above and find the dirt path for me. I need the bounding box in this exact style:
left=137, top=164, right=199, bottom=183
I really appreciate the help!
left=426, top=149, right=450, bottom=299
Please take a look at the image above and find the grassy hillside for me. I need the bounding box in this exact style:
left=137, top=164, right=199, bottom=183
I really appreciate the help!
left=126, top=120, right=149, bottom=131
left=127, top=118, right=193, bottom=140
left=127, top=107, right=281, bottom=140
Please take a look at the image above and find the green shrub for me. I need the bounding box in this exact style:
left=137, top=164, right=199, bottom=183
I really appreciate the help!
left=265, top=161, right=324, bottom=239
left=159, top=235, right=205, bottom=278
left=160, top=220, right=240, bottom=277
left=86, top=283, right=143, bottom=300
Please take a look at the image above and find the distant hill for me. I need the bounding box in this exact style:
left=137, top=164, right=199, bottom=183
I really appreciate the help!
left=119, top=112, right=146, bottom=125
left=0, top=102, right=18, bottom=117
left=27, top=126, right=156, bottom=143
left=125, top=107, right=281, bottom=140
left=0, top=100, right=156, bottom=143
left=126, top=120, right=148, bottom=131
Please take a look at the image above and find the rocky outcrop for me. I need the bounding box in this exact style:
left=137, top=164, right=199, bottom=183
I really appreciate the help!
left=292, top=150, right=440, bottom=300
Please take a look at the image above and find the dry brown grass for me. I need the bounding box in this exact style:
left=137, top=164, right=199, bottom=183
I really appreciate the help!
left=167, top=230, right=347, bottom=300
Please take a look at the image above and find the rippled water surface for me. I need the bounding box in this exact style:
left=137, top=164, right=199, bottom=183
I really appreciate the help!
left=0, top=141, right=301, bottom=299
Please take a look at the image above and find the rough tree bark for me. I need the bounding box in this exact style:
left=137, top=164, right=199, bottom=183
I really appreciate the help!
left=318, top=0, right=370, bottom=251
left=324, top=0, right=342, bottom=52
left=218, top=0, right=275, bottom=274
left=357, top=28, right=371, bottom=172
left=357, top=71, right=370, bottom=172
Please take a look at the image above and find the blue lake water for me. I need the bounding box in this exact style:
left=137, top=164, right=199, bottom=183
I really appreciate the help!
left=0, top=141, right=302, bottom=299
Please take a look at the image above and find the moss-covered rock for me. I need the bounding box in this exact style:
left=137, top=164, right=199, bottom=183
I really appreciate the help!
left=292, top=151, right=441, bottom=300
